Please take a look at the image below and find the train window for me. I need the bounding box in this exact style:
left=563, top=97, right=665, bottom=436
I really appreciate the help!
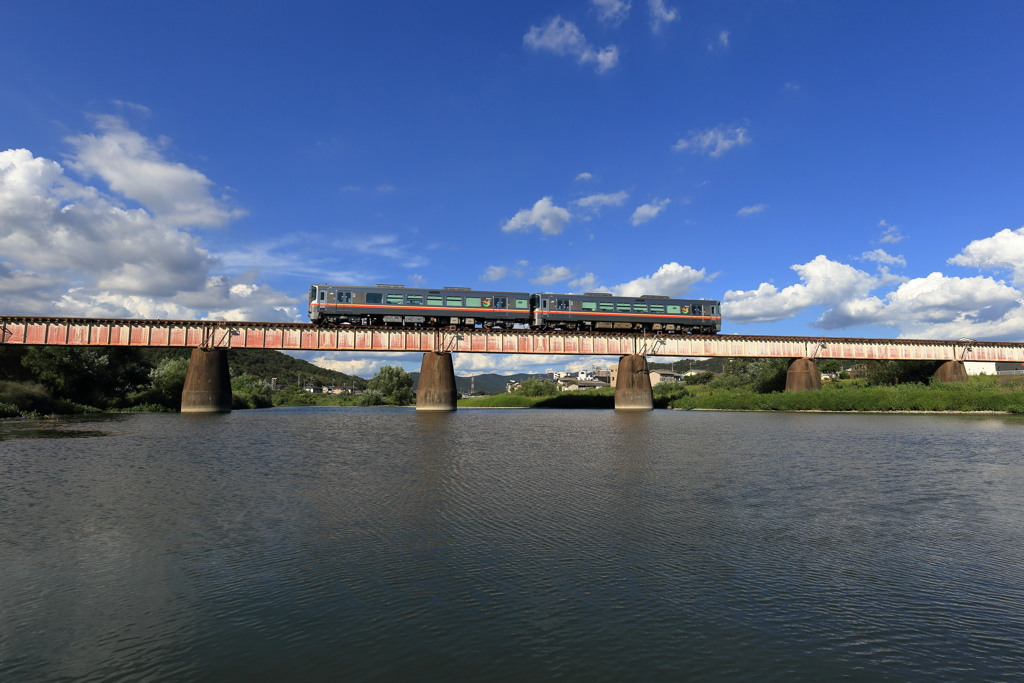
left=319, top=291, right=325, bottom=301
left=481, top=298, right=492, bottom=307
left=446, top=297, right=462, bottom=306
left=599, top=302, right=614, bottom=312
left=494, top=297, right=507, bottom=309
left=386, top=294, right=403, bottom=304
left=650, top=304, right=665, bottom=313
left=556, top=299, right=570, bottom=311
left=582, top=301, right=596, bottom=311
left=667, top=305, right=681, bottom=314
left=711, top=305, right=718, bottom=315
left=515, top=299, right=528, bottom=309
left=366, top=293, right=383, bottom=304
left=616, top=303, right=630, bottom=312
left=339, top=292, right=352, bottom=303
left=634, top=304, right=648, bottom=313
left=427, top=295, right=443, bottom=306
left=407, top=295, right=423, bottom=305
left=692, top=305, right=703, bottom=315
left=466, top=297, right=482, bottom=307
left=680, top=305, right=690, bottom=314
left=309, top=287, right=317, bottom=302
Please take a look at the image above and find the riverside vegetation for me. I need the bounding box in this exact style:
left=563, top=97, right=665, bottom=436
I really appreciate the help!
left=459, top=359, right=1024, bottom=414
left=0, top=346, right=389, bottom=417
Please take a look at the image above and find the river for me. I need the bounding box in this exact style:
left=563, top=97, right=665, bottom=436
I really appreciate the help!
left=2, top=408, right=1023, bottom=681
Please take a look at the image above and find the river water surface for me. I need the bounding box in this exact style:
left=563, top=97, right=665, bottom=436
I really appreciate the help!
left=2, top=408, right=1023, bottom=681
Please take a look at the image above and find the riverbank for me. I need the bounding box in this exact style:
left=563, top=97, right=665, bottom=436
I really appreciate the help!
left=458, top=377, right=1024, bottom=413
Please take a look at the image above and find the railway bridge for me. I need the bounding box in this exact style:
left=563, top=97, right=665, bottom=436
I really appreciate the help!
left=4, top=315, right=1024, bottom=412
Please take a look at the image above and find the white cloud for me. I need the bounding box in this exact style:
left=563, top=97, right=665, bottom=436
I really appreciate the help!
left=723, top=255, right=884, bottom=324
left=524, top=16, right=619, bottom=73
left=481, top=265, right=508, bottom=281
left=719, top=30, right=730, bottom=47
left=737, top=204, right=767, bottom=216
left=568, top=273, right=600, bottom=292
left=878, top=219, right=905, bottom=244
left=630, top=198, right=670, bottom=225
left=575, top=172, right=593, bottom=181
left=784, top=81, right=801, bottom=91
left=501, top=196, right=572, bottom=235
left=862, top=249, right=906, bottom=267
left=674, top=126, right=750, bottom=157
left=948, top=226, right=1024, bottom=285
left=0, top=135, right=296, bottom=322
left=592, top=0, right=631, bottom=26
left=611, top=262, right=706, bottom=297
left=575, top=190, right=629, bottom=212
left=648, top=0, right=679, bottom=33
left=815, top=272, right=1021, bottom=335
left=112, top=100, right=150, bottom=114
left=408, top=274, right=427, bottom=287
left=64, top=115, right=245, bottom=228
left=343, top=234, right=427, bottom=268
left=375, top=184, right=396, bottom=192
left=531, top=265, right=576, bottom=286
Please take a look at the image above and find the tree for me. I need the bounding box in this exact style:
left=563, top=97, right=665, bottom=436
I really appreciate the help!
left=367, top=365, right=414, bottom=405
left=518, top=378, right=559, bottom=397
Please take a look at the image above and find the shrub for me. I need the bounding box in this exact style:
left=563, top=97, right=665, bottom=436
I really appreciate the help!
left=518, top=378, right=560, bottom=397
left=0, top=381, right=53, bottom=414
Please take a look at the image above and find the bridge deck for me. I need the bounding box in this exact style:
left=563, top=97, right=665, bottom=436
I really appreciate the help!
left=2, top=316, right=1023, bottom=361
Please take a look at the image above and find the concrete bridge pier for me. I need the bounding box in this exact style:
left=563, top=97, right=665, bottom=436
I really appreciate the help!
left=786, top=357, right=822, bottom=392
left=933, top=360, right=968, bottom=383
left=615, top=354, right=654, bottom=410
left=416, top=351, right=458, bottom=411
left=181, top=348, right=233, bottom=413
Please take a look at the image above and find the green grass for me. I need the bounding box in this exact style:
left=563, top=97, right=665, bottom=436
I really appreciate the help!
left=671, top=379, right=1024, bottom=413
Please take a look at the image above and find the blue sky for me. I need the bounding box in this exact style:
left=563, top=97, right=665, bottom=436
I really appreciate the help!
left=3, top=1, right=1024, bottom=376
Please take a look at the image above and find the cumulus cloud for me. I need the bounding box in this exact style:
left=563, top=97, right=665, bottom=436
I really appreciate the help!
left=0, top=132, right=295, bottom=321
left=592, top=0, right=631, bottom=26
left=878, top=219, right=904, bottom=244
left=575, top=190, right=629, bottom=213
left=481, top=265, right=508, bottom=281
left=611, top=262, right=706, bottom=297
left=524, top=16, right=619, bottom=73
left=531, top=265, right=576, bottom=286
left=737, top=204, right=767, bottom=216
left=575, top=172, right=593, bottom=181
left=630, top=198, right=670, bottom=225
left=723, top=255, right=884, bottom=324
left=862, top=249, right=906, bottom=267
left=948, top=226, right=1024, bottom=285
left=568, top=272, right=600, bottom=292
left=648, top=0, right=679, bottom=33
left=673, top=126, right=751, bottom=157
left=64, top=115, right=245, bottom=228
left=501, top=196, right=572, bottom=235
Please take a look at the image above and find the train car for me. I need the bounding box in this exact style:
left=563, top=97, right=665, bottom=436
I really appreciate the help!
left=308, top=284, right=532, bottom=328
left=531, top=292, right=722, bottom=334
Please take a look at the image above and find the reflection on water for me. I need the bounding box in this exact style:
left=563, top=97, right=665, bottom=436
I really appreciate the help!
left=2, top=408, right=1024, bottom=682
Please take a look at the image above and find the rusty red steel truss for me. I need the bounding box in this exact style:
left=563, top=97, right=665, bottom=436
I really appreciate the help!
left=2, top=316, right=1024, bottom=361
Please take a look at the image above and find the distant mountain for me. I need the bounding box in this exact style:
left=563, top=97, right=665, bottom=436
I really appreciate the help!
left=136, top=348, right=368, bottom=388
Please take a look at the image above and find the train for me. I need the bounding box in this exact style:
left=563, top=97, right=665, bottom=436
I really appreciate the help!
left=308, top=284, right=722, bottom=334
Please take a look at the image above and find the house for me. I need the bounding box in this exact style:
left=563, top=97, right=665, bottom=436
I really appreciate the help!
left=560, top=379, right=610, bottom=391
left=649, top=370, right=684, bottom=386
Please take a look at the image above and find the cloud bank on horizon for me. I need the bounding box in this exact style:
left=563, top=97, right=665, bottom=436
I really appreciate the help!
left=3, top=1, right=1024, bottom=376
